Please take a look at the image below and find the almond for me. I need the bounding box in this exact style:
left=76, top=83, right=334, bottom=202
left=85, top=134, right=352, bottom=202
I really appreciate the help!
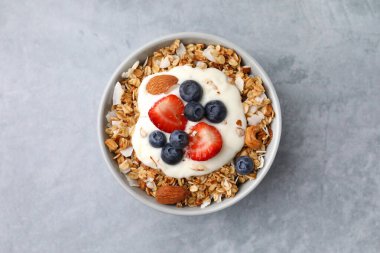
left=156, top=185, right=188, bottom=204
left=146, top=75, right=178, bottom=95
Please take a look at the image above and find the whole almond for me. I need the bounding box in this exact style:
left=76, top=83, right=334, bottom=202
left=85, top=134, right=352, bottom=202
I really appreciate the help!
left=146, top=75, right=178, bottom=95
left=156, top=185, right=188, bottom=204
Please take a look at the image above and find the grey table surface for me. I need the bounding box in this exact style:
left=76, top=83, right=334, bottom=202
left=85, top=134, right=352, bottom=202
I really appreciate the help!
left=1, top=0, right=380, bottom=252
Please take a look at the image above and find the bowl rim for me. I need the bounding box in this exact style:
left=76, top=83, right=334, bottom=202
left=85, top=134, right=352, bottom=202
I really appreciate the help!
left=97, top=32, right=282, bottom=215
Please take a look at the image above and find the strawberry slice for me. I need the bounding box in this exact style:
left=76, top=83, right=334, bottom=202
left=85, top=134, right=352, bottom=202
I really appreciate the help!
left=187, top=122, right=223, bottom=161
left=148, top=94, right=187, bottom=133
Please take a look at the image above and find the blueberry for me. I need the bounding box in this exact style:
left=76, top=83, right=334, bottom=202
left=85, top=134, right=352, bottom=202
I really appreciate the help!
left=161, top=143, right=184, bottom=165
left=179, top=80, right=203, bottom=102
left=184, top=101, right=205, bottom=122
left=148, top=130, right=166, bottom=148
left=235, top=156, right=254, bottom=175
left=205, top=100, right=227, bottom=123
left=169, top=130, right=189, bottom=149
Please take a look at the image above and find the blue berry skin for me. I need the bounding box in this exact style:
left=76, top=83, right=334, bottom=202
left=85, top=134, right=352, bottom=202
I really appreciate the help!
left=169, top=130, right=189, bottom=149
left=148, top=130, right=167, bottom=148
left=205, top=100, right=227, bottom=123
left=235, top=156, right=254, bottom=175
left=161, top=143, right=184, bottom=165
left=184, top=101, right=205, bottom=122
left=179, top=80, right=203, bottom=102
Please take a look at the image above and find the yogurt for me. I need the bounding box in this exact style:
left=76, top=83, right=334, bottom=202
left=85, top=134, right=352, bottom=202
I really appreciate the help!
left=131, top=66, right=247, bottom=178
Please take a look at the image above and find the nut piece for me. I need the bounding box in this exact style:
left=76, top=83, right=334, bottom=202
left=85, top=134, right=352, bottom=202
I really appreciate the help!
left=245, top=126, right=263, bottom=150
left=146, top=75, right=178, bottom=94
left=156, top=186, right=189, bottom=205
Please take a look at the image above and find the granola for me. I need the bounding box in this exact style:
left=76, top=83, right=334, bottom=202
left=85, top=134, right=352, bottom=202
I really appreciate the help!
left=104, top=40, right=275, bottom=208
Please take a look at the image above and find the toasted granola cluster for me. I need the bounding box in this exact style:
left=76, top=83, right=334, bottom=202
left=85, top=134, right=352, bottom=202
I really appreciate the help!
left=104, top=40, right=275, bottom=208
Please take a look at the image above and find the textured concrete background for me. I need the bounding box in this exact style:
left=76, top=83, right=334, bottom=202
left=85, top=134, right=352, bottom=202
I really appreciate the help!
left=1, top=0, right=379, bottom=252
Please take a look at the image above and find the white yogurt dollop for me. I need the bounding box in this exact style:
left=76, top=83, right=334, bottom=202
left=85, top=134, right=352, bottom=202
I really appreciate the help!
left=131, top=66, right=246, bottom=178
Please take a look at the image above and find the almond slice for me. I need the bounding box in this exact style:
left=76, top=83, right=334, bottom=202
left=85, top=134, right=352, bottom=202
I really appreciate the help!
left=146, top=75, right=178, bottom=95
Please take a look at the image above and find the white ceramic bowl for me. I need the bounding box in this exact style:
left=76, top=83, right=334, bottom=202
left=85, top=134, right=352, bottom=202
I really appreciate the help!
left=98, top=32, right=282, bottom=215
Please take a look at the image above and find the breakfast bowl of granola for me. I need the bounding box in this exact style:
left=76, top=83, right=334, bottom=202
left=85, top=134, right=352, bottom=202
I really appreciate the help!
left=98, top=32, right=281, bottom=215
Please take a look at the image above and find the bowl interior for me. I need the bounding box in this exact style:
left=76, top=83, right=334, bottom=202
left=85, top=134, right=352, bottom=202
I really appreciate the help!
left=98, top=32, right=282, bottom=215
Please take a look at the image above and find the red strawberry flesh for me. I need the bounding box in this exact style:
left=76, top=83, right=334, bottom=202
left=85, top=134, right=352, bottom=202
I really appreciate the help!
left=148, top=94, right=187, bottom=133
left=187, top=122, right=223, bottom=161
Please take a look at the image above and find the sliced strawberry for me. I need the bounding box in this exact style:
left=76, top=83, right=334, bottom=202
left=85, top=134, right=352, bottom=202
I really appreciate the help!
left=187, top=122, right=223, bottom=161
left=148, top=94, right=187, bottom=133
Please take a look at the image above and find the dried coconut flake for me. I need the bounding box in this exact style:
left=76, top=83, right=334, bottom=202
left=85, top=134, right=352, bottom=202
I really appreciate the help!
left=248, top=105, right=258, bottom=115
left=200, top=199, right=211, bottom=208
left=113, top=82, right=124, bottom=105
left=176, top=43, right=186, bottom=58
left=255, top=93, right=267, bottom=103
left=112, top=121, right=121, bottom=126
left=143, top=57, right=149, bottom=67
left=159, top=56, right=170, bottom=68
left=119, top=160, right=130, bottom=171
left=131, top=60, right=139, bottom=70
left=145, top=177, right=156, bottom=190
left=257, top=155, right=265, bottom=169
left=121, top=60, right=140, bottom=78
left=120, top=147, right=133, bottom=158
left=247, top=112, right=265, bottom=126
left=105, top=111, right=117, bottom=122
left=196, top=61, right=207, bottom=69
left=213, top=194, right=222, bottom=203
left=127, top=177, right=139, bottom=187
left=235, top=76, right=244, bottom=92
left=203, top=47, right=216, bottom=62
